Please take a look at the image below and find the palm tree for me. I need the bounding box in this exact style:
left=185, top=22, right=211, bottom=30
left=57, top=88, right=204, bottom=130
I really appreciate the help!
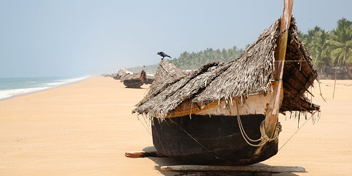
left=310, top=30, right=331, bottom=68
left=304, top=26, right=322, bottom=59
left=328, top=18, right=352, bottom=65
left=336, top=17, right=352, bottom=31
left=298, top=30, right=307, bottom=43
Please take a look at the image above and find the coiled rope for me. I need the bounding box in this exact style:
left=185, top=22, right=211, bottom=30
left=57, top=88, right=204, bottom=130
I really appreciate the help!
left=235, top=99, right=282, bottom=147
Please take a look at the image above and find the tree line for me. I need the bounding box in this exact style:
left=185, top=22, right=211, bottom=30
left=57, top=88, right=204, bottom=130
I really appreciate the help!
left=298, top=17, right=352, bottom=72
left=168, top=46, right=244, bottom=70
left=125, top=46, right=245, bottom=74
left=126, top=17, right=352, bottom=75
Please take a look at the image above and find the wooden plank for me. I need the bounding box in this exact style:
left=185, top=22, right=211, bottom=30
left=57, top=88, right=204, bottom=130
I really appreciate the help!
left=161, top=165, right=306, bottom=173
left=166, top=101, right=219, bottom=118
left=176, top=171, right=272, bottom=176
left=125, top=151, right=165, bottom=158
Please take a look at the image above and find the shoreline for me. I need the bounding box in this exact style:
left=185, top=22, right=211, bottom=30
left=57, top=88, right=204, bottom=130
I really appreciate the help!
left=0, top=76, right=91, bottom=102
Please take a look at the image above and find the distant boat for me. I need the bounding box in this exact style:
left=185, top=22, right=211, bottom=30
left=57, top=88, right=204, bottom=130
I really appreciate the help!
left=323, top=61, right=352, bottom=79
left=144, top=74, right=155, bottom=84
left=120, top=70, right=147, bottom=88
left=133, top=0, right=320, bottom=165
left=111, top=73, right=119, bottom=80
left=111, top=71, right=126, bottom=80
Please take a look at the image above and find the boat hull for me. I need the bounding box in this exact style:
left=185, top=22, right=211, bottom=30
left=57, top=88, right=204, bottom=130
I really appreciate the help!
left=152, top=114, right=278, bottom=165
left=144, top=78, right=154, bottom=84
left=123, top=80, right=144, bottom=88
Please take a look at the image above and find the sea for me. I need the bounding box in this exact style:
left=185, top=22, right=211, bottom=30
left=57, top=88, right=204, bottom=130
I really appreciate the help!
left=0, top=76, right=90, bottom=100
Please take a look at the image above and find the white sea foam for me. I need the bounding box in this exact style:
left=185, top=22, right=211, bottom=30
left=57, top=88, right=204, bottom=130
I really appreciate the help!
left=0, top=76, right=90, bottom=100
left=45, top=76, right=89, bottom=86
left=0, top=87, right=50, bottom=100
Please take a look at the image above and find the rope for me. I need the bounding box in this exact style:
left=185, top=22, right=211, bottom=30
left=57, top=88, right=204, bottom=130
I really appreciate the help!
left=235, top=99, right=281, bottom=147
left=137, top=115, right=152, bottom=136
left=279, top=114, right=312, bottom=151
left=169, top=118, right=233, bottom=163
left=152, top=124, right=169, bottom=158
left=317, top=79, right=326, bottom=102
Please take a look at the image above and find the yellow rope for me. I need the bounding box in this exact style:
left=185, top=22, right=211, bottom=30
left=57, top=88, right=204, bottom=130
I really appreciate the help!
left=235, top=99, right=281, bottom=147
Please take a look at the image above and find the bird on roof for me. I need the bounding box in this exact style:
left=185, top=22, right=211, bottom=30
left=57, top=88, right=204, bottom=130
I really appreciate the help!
left=157, top=52, right=171, bottom=60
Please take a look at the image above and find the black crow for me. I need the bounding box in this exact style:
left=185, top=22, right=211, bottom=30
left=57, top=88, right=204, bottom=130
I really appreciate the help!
left=157, top=52, right=171, bottom=59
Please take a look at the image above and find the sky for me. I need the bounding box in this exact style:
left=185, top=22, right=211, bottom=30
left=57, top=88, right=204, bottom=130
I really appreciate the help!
left=0, top=0, right=351, bottom=77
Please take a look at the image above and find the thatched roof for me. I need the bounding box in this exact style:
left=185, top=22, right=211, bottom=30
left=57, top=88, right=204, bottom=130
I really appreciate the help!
left=133, top=17, right=320, bottom=119
left=136, top=60, right=187, bottom=106
left=120, top=70, right=146, bottom=82
left=110, top=71, right=124, bottom=80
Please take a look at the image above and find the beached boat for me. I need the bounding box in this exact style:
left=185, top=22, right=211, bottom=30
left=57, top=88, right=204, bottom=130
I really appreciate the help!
left=120, top=70, right=147, bottom=88
left=323, top=61, right=352, bottom=79
left=132, top=0, right=320, bottom=165
left=111, top=71, right=127, bottom=80
left=144, top=75, right=155, bottom=84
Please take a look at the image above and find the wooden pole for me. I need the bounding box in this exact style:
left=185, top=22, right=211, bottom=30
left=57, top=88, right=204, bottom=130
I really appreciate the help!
left=253, top=0, right=295, bottom=156
left=333, top=69, right=336, bottom=99
left=263, top=0, right=294, bottom=139
left=125, top=151, right=165, bottom=158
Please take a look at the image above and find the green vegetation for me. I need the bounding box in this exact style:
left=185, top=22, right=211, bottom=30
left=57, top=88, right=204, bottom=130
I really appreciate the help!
left=127, top=18, right=352, bottom=76
left=125, top=46, right=245, bottom=74
left=125, top=64, right=159, bottom=75
left=168, top=46, right=244, bottom=70
left=299, top=17, right=352, bottom=71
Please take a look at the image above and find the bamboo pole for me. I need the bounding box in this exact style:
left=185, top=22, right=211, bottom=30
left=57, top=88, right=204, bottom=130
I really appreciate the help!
left=333, top=69, right=336, bottom=99
left=255, top=0, right=294, bottom=156
left=263, top=0, right=294, bottom=143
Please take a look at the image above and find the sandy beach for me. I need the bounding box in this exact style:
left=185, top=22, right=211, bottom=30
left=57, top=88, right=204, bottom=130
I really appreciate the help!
left=1, top=76, right=351, bottom=176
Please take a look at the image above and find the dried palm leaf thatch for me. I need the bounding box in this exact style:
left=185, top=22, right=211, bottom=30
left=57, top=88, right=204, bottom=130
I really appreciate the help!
left=111, top=71, right=126, bottom=80
left=133, top=17, right=320, bottom=119
left=120, top=70, right=147, bottom=82
left=136, top=60, right=188, bottom=106
left=280, top=17, right=320, bottom=113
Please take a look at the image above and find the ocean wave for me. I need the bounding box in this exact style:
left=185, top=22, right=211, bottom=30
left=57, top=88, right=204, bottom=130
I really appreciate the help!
left=0, top=76, right=90, bottom=100
left=0, top=87, right=50, bottom=100
left=45, top=76, right=89, bottom=86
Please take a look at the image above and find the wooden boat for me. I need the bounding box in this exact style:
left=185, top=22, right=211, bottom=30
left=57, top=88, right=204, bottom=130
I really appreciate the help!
left=132, top=0, right=320, bottom=166
left=323, top=61, right=352, bottom=79
left=112, top=71, right=128, bottom=80
left=144, top=75, right=155, bottom=84
left=120, top=70, right=147, bottom=88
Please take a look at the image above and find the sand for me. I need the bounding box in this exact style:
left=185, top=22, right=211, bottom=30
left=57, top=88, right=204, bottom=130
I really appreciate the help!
left=0, top=76, right=351, bottom=176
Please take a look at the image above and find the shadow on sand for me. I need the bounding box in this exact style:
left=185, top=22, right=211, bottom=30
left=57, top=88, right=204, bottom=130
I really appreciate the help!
left=125, top=87, right=146, bottom=89
left=142, top=146, right=182, bottom=176
left=142, top=146, right=300, bottom=176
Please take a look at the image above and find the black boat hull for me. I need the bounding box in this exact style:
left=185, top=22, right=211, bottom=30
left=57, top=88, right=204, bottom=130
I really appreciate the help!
left=144, top=78, right=154, bottom=84
left=123, top=80, right=144, bottom=88
left=152, top=114, right=278, bottom=165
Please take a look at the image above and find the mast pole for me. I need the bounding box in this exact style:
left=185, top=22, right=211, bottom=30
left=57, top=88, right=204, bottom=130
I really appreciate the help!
left=264, top=0, right=294, bottom=139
